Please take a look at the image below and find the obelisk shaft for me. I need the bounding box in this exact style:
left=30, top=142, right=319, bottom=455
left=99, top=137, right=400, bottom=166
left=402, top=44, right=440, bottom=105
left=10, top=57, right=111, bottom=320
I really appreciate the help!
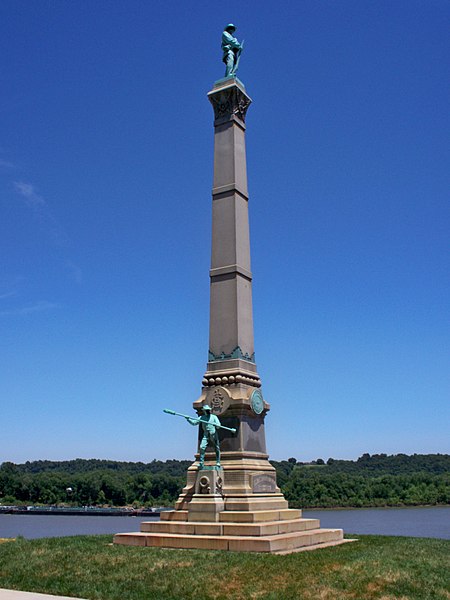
left=202, top=80, right=260, bottom=383
left=209, top=84, right=254, bottom=363
left=195, top=77, right=269, bottom=456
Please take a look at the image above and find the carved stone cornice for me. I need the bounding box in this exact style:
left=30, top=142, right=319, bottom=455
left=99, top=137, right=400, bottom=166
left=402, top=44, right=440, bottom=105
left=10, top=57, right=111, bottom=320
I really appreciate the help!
left=208, top=82, right=252, bottom=125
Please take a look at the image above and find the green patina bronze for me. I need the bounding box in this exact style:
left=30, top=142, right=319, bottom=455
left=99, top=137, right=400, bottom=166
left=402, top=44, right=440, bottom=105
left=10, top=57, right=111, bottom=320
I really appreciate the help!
left=208, top=346, right=255, bottom=363
left=250, top=389, right=264, bottom=415
left=163, top=407, right=237, bottom=469
left=222, top=23, right=244, bottom=77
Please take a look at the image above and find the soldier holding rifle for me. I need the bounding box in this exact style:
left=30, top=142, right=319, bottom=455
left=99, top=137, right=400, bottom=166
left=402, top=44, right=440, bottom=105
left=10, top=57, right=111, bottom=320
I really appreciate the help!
left=164, top=406, right=237, bottom=469
left=187, top=405, right=221, bottom=469
left=222, top=23, right=243, bottom=77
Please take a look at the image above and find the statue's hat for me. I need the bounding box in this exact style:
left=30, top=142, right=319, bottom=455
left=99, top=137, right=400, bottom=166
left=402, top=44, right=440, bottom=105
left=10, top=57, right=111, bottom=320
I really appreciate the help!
left=202, top=404, right=212, bottom=411
left=225, top=23, right=236, bottom=32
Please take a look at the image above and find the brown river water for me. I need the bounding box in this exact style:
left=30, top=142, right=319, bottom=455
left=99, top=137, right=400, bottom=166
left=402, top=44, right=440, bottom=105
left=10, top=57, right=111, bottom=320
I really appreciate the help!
left=1, top=506, right=449, bottom=540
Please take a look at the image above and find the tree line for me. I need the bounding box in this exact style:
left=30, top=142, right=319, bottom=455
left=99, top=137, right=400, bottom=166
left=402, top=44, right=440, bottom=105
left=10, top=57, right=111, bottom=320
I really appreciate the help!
left=0, top=459, right=190, bottom=507
left=0, top=453, right=448, bottom=509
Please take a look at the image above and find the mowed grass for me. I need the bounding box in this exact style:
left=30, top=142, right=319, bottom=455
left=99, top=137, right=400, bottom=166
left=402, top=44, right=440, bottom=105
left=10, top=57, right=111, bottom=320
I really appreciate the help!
left=0, top=535, right=449, bottom=600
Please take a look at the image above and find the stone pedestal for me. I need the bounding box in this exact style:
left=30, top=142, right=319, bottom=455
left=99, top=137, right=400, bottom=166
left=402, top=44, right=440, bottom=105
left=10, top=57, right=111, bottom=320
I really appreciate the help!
left=114, top=508, right=351, bottom=553
left=187, top=468, right=224, bottom=522
left=116, top=448, right=347, bottom=551
left=114, top=77, right=351, bottom=553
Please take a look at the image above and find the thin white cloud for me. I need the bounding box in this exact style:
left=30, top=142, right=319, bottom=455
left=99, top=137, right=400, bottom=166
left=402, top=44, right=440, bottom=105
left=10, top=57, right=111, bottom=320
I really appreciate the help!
left=14, top=181, right=46, bottom=207
left=65, top=260, right=83, bottom=284
left=0, top=277, right=24, bottom=300
left=0, top=158, right=15, bottom=168
left=0, top=276, right=24, bottom=298
left=13, top=181, right=68, bottom=245
left=0, top=300, right=59, bottom=317
left=0, top=291, right=17, bottom=300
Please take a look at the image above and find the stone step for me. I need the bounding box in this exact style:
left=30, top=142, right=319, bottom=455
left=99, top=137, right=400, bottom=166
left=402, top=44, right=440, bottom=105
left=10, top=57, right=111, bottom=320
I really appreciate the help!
left=273, top=538, right=357, bottom=555
left=222, top=518, right=320, bottom=536
left=114, top=532, right=228, bottom=550
left=262, top=528, right=344, bottom=554
left=113, top=527, right=344, bottom=553
left=219, top=508, right=301, bottom=522
left=140, top=518, right=320, bottom=537
left=160, top=510, right=188, bottom=522
left=160, top=507, right=302, bottom=523
left=224, top=498, right=288, bottom=511
left=225, top=528, right=344, bottom=553
left=141, top=521, right=222, bottom=536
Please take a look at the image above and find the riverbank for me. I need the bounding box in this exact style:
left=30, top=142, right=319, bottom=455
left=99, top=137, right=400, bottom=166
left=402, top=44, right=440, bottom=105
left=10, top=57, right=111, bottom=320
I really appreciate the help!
left=2, top=501, right=448, bottom=513
left=0, top=506, right=162, bottom=517
left=0, top=534, right=449, bottom=599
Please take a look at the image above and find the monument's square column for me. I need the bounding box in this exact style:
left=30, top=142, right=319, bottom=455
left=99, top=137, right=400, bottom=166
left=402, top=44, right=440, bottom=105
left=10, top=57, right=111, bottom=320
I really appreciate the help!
left=178, top=77, right=284, bottom=509
left=207, top=78, right=255, bottom=366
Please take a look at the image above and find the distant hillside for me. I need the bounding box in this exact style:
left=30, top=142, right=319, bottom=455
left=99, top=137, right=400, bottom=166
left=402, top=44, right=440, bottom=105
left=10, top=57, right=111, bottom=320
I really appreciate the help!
left=271, top=453, right=450, bottom=509
left=327, top=453, right=449, bottom=474
left=5, top=458, right=191, bottom=477
left=273, top=453, right=450, bottom=476
left=0, top=453, right=448, bottom=509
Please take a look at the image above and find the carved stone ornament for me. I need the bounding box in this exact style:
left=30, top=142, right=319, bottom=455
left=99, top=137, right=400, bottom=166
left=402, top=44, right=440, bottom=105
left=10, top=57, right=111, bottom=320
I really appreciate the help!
left=251, top=473, right=277, bottom=493
left=199, top=475, right=211, bottom=494
left=206, top=386, right=231, bottom=415
left=209, top=86, right=251, bottom=123
left=211, top=388, right=224, bottom=412
left=195, top=468, right=224, bottom=496
left=250, top=388, right=264, bottom=415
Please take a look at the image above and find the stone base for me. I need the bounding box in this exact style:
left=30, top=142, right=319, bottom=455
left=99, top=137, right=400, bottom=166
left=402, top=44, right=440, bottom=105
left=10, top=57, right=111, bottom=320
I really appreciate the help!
left=213, top=75, right=246, bottom=90
left=114, top=517, right=346, bottom=553
left=114, top=508, right=348, bottom=554
left=187, top=468, right=224, bottom=522
left=114, top=459, right=349, bottom=554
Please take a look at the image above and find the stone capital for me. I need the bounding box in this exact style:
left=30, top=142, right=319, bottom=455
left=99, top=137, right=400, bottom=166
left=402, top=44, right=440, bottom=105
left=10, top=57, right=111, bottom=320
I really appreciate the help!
left=208, top=81, right=252, bottom=126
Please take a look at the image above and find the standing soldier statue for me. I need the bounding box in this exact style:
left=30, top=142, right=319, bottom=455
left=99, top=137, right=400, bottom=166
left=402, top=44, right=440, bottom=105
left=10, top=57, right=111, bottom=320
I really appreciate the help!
left=163, top=407, right=236, bottom=469
left=187, top=405, right=221, bottom=469
left=222, top=23, right=243, bottom=77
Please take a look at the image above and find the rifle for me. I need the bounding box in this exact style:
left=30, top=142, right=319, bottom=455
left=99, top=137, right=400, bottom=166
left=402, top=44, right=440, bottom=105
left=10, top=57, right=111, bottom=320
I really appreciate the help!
left=163, top=409, right=237, bottom=433
left=233, top=39, right=244, bottom=74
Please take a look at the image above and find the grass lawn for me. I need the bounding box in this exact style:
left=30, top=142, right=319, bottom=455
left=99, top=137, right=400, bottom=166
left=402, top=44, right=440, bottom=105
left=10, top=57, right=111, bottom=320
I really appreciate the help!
left=0, top=534, right=448, bottom=600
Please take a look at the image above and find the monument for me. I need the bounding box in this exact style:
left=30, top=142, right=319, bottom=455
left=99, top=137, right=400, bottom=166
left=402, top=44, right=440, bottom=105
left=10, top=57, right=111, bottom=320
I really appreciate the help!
left=114, top=26, right=349, bottom=553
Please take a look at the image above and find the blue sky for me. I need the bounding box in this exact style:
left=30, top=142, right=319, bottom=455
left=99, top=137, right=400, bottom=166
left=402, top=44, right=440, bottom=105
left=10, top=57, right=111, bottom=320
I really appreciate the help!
left=1, top=1, right=449, bottom=464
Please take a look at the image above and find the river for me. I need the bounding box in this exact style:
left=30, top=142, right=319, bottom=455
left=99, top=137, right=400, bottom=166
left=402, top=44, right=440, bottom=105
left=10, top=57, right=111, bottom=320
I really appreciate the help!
left=0, top=506, right=448, bottom=540
left=303, top=506, right=450, bottom=539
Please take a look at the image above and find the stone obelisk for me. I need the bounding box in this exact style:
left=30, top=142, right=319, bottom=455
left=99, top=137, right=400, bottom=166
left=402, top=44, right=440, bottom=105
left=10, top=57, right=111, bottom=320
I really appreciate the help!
left=114, top=74, right=349, bottom=552
left=186, top=77, right=280, bottom=504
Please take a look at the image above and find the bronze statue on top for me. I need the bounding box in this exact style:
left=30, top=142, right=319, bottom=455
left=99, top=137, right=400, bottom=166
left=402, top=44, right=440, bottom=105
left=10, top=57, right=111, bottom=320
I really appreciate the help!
left=222, top=24, right=243, bottom=77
